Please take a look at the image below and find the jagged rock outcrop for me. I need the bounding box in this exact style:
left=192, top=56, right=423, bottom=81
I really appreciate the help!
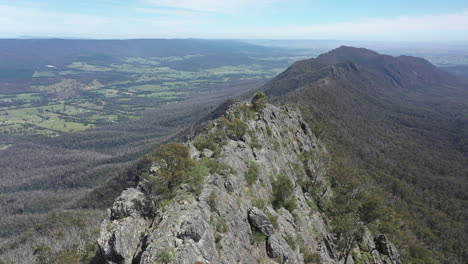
left=98, top=102, right=402, bottom=264
left=98, top=188, right=151, bottom=264
left=374, top=235, right=402, bottom=264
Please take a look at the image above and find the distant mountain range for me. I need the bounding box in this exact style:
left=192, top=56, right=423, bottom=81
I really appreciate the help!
left=0, top=39, right=277, bottom=70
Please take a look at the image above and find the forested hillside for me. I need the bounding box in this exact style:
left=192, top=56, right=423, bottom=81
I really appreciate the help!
left=261, top=46, right=468, bottom=263
left=0, top=39, right=309, bottom=261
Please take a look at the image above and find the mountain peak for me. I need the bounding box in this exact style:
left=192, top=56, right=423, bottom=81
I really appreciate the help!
left=315, top=46, right=381, bottom=65
left=333, top=45, right=380, bottom=55
left=310, top=46, right=459, bottom=90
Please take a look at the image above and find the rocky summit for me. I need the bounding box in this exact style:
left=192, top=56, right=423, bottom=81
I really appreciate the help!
left=98, top=101, right=401, bottom=264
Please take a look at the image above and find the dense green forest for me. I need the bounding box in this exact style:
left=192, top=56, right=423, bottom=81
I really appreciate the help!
left=261, top=46, right=468, bottom=263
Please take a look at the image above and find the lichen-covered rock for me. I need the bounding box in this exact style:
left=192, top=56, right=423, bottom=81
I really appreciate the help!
left=266, top=234, right=300, bottom=263
left=98, top=103, right=402, bottom=264
left=98, top=189, right=149, bottom=264
left=98, top=218, right=147, bottom=264
left=248, top=207, right=275, bottom=236
left=177, top=215, right=208, bottom=242
left=223, top=174, right=238, bottom=193
left=110, top=188, right=148, bottom=220
left=137, top=202, right=219, bottom=264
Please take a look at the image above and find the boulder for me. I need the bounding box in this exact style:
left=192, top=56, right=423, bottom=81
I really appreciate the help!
left=266, top=234, right=297, bottom=264
left=98, top=218, right=147, bottom=264
left=248, top=207, right=274, bottom=236
left=110, top=188, right=147, bottom=220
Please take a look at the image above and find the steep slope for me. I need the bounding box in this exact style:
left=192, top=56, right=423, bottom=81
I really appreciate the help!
left=442, top=65, right=468, bottom=83
left=314, top=46, right=464, bottom=93
left=261, top=47, right=468, bottom=263
left=98, top=102, right=402, bottom=264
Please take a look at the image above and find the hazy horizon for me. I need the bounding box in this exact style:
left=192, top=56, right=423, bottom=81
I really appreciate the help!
left=4, top=37, right=467, bottom=58
left=1, top=0, right=468, bottom=41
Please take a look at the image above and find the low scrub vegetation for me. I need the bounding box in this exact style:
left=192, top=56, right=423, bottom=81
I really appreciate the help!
left=251, top=229, right=267, bottom=244
left=249, top=131, right=263, bottom=149
left=194, top=115, right=249, bottom=154
left=188, top=164, right=209, bottom=195
left=220, top=116, right=248, bottom=140
left=271, top=174, right=297, bottom=212
left=210, top=213, right=229, bottom=234
left=237, top=103, right=257, bottom=120
left=246, top=161, right=259, bottom=186
left=194, top=133, right=222, bottom=156
left=301, top=246, right=322, bottom=264
left=200, top=157, right=236, bottom=176
left=144, top=142, right=194, bottom=199
left=251, top=92, right=269, bottom=113
left=156, top=248, right=175, bottom=264
left=0, top=210, right=105, bottom=264
left=143, top=142, right=211, bottom=203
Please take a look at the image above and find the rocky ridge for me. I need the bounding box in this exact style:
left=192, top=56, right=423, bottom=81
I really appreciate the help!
left=98, top=102, right=401, bottom=264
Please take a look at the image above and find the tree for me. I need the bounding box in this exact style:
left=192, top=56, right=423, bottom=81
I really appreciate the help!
left=272, top=174, right=296, bottom=212
left=149, top=142, right=194, bottom=191
left=327, top=156, right=384, bottom=264
left=332, top=203, right=365, bottom=264
left=251, top=92, right=269, bottom=112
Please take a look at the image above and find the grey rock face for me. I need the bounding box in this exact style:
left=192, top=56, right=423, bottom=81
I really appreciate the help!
left=98, top=188, right=149, bottom=264
left=177, top=215, right=207, bottom=242
left=223, top=174, right=238, bottom=193
left=375, top=234, right=402, bottom=264
left=98, top=103, right=402, bottom=264
left=248, top=207, right=274, bottom=236
left=323, top=234, right=338, bottom=260
left=359, top=228, right=385, bottom=263
left=98, top=218, right=147, bottom=264
left=110, top=188, right=147, bottom=220
left=267, top=234, right=300, bottom=263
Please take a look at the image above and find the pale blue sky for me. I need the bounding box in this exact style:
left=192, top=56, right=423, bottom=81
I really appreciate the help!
left=1, top=0, right=467, bottom=40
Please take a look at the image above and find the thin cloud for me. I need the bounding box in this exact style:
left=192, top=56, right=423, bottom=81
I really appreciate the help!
left=227, top=10, right=468, bottom=40
left=0, top=4, right=111, bottom=35
left=0, top=3, right=467, bottom=41
left=0, top=4, right=211, bottom=38
left=145, top=0, right=276, bottom=12
left=134, top=7, right=204, bottom=17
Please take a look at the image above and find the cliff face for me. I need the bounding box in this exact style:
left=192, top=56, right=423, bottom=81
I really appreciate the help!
left=98, top=102, right=401, bottom=264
